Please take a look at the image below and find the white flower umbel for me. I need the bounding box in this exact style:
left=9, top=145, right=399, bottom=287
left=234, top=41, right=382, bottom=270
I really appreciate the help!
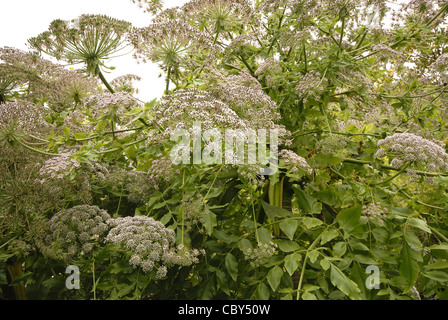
left=106, top=216, right=201, bottom=278
left=44, top=205, right=111, bottom=262
left=375, top=133, right=448, bottom=172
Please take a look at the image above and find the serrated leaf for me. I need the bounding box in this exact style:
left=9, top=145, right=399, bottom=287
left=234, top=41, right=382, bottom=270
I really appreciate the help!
left=279, top=219, right=298, bottom=240
left=330, top=265, right=361, bottom=300
left=267, top=266, right=283, bottom=291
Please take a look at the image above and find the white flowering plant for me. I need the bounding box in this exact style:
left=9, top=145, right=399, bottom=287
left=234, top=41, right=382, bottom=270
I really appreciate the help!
left=2, top=0, right=448, bottom=301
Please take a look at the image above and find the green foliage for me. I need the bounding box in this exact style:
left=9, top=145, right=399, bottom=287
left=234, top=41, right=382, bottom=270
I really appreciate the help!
left=2, top=0, right=448, bottom=301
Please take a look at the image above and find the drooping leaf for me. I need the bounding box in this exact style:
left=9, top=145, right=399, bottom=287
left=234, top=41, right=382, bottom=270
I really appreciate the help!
left=225, top=253, right=239, bottom=282
left=330, top=265, right=361, bottom=300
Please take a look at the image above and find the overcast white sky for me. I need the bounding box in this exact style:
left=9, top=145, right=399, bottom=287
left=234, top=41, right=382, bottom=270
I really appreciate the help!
left=1, top=0, right=190, bottom=102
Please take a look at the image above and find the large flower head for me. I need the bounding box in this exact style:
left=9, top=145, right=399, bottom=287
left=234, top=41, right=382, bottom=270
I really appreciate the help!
left=28, top=15, right=132, bottom=76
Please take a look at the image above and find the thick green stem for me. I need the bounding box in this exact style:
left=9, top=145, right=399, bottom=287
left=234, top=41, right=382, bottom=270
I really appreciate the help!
left=98, top=70, right=115, bottom=94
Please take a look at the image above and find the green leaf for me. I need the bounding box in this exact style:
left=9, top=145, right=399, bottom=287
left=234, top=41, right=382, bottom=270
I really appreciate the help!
left=321, top=228, right=339, bottom=244
left=336, top=207, right=362, bottom=232
left=284, top=253, right=302, bottom=276
left=332, top=242, right=347, bottom=257
left=293, top=187, right=322, bottom=214
left=258, top=227, right=272, bottom=244
left=400, top=242, right=420, bottom=293
left=407, top=218, right=431, bottom=234
left=425, top=261, right=448, bottom=270
left=255, top=282, right=270, bottom=300
left=225, top=253, right=239, bottom=282
left=302, top=217, right=323, bottom=229
left=262, top=201, right=292, bottom=220
left=320, top=257, right=331, bottom=270
left=308, top=250, right=320, bottom=264
left=202, top=210, right=217, bottom=236
left=422, top=270, right=448, bottom=282
left=277, top=239, right=300, bottom=252
left=267, top=266, right=283, bottom=291
left=330, top=264, right=361, bottom=300
left=107, top=261, right=134, bottom=274
left=279, top=219, right=298, bottom=240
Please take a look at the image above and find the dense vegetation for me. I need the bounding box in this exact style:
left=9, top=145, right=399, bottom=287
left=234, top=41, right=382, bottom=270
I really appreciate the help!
left=1, top=0, right=448, bottom=300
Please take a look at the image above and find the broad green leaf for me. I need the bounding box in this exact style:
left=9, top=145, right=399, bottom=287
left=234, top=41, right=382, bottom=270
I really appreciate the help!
left=425, top=261, right=448, bottom=270
left=321, top=228, right=339, bottom=244
left=225, top=253, right=238, bottom=282
left=400, top=242, right=420, bottom=293
left=262, top=201, right=292, bottom=220
left=258, top=227, right=272, bottom=244
left=302, top=217, right=323, bottom=229
left=308, top=250, right=319, bottom=264
left=284, top=253, right=302, bottom=276
left=277, top=239, right=300, bottom=252
left=404, top=231, right=423, bottom=252
left=279, top=219, right=298, bottom=240
left=216, top=269, right=230, bottom=295
left=422, top=270, right=448, bottom=282
left=255, top=282, right=270, bottom=300
left=407, top=218, right=431, bottom=234
left=293, top=187, right=322, bottom=214
left=320, top=257, right=331, bottom=270
left=330, top=265, right=361, bottom=300
left=333, top=242, right=347, bottom=257
left=267, top=266, right=283, bottom=291
left=336, top=207, right=362, bottom=232
left=202, top=210, right=217, bottom=236
left=302, top=292, right=317, bottom=300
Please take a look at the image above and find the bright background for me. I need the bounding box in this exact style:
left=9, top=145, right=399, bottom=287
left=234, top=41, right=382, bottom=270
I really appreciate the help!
left=1, top=0, right=189, bottom=102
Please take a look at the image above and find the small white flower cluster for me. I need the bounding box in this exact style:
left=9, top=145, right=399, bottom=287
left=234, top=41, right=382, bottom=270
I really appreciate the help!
left=44, top=205, right=111, bottom=261
left=318, top=134, right=350, bottom=156
left=85, top=91, right=140, bottom=119
left=38, top=155, right=81, bottom=181
left=279, top=149, right=312, bottom=174
left=361, top=202, right=387, bottom=224
left=295, top=70, right=328, bottom=103
left=375, top=133, right=448, bottom=172
left=429, top=53, right=448, bottom=83
left=242, top=241, right=278, bottom=268
left=147, top=154, right=180, bottom=190
left=255, top=57, right=281, bottom=77
left=106, top=216, right=201, bottom=278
